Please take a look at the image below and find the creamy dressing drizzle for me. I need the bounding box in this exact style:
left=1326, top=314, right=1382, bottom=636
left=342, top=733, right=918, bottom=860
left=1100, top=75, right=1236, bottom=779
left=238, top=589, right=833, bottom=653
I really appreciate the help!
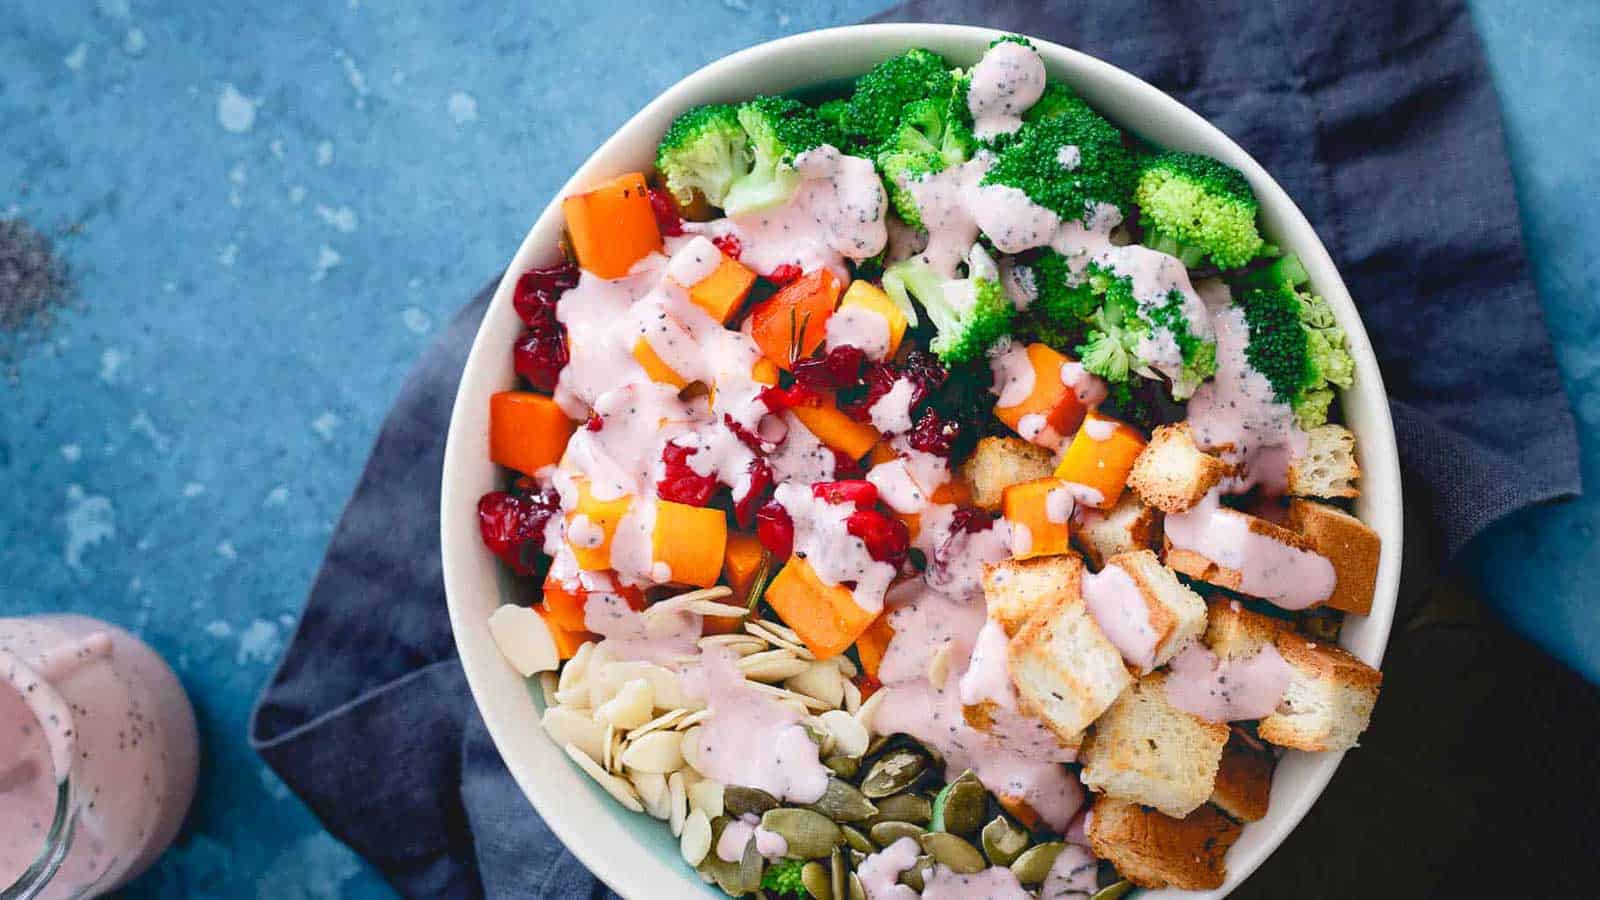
left=868, top=459, right=928, bottom=514
left=1164, top=643, right=1292, bottom=722
left=858, top=836, right=922, bottom=900
left=691, top=649, right=831, bottom=804
left=1039, top=844, right=1098, bottom=899
left=1081, top=563, right=1160, bottom=673
left=868, top=377, right=918, bottom=434
left=1185, top=305, right=1309, bottom=492
left=923, top=864, right=1032, bottom=899
left=715, top=814, right=788, bottom=862
left=989, top=339, right=1036, bottom=409
left=825, top=304, right=893, bottom=360
left=1164, top=491, right=1335, bottom=609
left=967, top=40, right=1047, bottom=142
left=692, top=145, right=887, bottom=281
left=774, top=482, right=896, bottom=613
left=583, top=591, right=700, bottom=666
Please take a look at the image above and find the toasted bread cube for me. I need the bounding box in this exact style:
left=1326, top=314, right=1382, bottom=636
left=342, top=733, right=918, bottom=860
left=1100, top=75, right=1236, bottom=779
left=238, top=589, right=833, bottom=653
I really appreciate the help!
left=961, top=436, right=1057, bottom=511
left=1127, top=424, right=1231, bottom=513
left=1086, top=797, right=1241, bottom=890
left=1287, top=424, right=1360, bottom=499
left=1008, top=567, right=1132, bottom=744
left=1074, top=493, right=1160, bottom=571
left=1162, top=509, right=1326, bottom=604
left=1286, top=499, right=1380, bottom=615
left=1203, top=598, right=1293, bottom=661
left=1256, top=632, right=1381, bottom=752
left=982, top=554, right=1081, bottom=638
left=1209, top=735, right=1274, bottom=823
left=1097, top=550, right=1208, bottom=672
left=1080, top=673, right=1228, bottom=817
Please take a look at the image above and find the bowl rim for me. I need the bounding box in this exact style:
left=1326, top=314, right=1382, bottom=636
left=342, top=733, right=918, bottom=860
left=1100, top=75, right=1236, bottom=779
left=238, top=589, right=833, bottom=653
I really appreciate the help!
left=442, top=22, right=1402, bottom=900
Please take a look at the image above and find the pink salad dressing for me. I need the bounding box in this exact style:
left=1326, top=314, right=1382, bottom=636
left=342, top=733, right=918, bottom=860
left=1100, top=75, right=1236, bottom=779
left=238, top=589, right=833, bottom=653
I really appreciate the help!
left=1039, top=844, right=1099, bottom=899
left=1165, top=643, right=1292, bottom=722
left=967, top=39, right=1047, bottom=142
left=1081, top=563, right=1161, bottom=673
left=583, top=592, right=701, bottom=666
left=1164, top=492, right=1336, bottom=609
left=874, top=586, right=1083, bottom=831
left=0, top=616, right=197, bottom=899
left=825, top=304, right=893, bottom=361
left=691, top=650, right=830, bottom=804
left=868, top=377, right=918, bottom=435
left=714, top=815, right=788, bottom=863
left=858, top=836, right=923, bottom=900
left=775, top=482, right=898, bottom=614
left=922, top=864, right=1032, bottom=899
left=1185, top=304, right=1310, bottom=491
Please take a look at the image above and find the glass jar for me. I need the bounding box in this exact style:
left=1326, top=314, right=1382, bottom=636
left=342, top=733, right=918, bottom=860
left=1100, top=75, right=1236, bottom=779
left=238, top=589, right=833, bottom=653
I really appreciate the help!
left=1, top=616, right=198, bottom=900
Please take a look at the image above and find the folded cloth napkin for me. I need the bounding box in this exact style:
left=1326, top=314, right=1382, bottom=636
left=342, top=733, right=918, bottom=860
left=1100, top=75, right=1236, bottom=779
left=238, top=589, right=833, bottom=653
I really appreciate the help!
left=251, top=0, right=1583, bottom=896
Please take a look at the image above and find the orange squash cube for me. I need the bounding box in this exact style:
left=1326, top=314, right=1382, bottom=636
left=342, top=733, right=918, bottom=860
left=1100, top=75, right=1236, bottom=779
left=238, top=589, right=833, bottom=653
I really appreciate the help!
left=1053, top=412, right=1148, bottom=509
left=789, top=393, right=881, bottom=460
left=689, top=255, right=759, bottom=324
left=1002, top=477, right=1074, bottom=559
left=992, top=343, right=1090, bottom=450
left=764, top=556, right=877, bottom=660
left=651, top=500, right=728, bottom=588
left=489, top=392, right=578, bottom=477
left=561, top=172, right=662, bottom=279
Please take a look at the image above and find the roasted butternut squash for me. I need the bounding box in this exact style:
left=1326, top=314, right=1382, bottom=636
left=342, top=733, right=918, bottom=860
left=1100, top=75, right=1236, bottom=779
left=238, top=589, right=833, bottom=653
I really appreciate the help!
left=1002, top=477, right=1073, bottom=559
left=489, top=391, right=578, bottom=477
left=1053, top=412, right=1147, bottom=509
left=651, top=500, right=728, bottom=588
left=992, top=343, right=1089, bottom=451
left=749, top=269, right=841, bottom=370
left=561, top=172, right=662, bottom=279
left=763, top=556, right=876, bottom=660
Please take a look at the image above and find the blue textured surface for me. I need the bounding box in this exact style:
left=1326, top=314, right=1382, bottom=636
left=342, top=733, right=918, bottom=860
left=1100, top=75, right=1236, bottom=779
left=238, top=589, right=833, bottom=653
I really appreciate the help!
left=0, top=1, right=1592, bottom=897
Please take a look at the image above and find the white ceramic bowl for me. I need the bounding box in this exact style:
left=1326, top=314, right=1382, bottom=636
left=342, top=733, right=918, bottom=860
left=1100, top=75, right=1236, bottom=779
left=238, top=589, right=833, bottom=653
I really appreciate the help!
left=442, top=23, right=1402, bottom=899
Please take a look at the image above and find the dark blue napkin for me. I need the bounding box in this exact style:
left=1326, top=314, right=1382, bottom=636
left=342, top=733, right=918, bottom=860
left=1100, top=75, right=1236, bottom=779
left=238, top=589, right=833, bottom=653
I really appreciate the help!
left=251, top=0, right=1583, bottom=896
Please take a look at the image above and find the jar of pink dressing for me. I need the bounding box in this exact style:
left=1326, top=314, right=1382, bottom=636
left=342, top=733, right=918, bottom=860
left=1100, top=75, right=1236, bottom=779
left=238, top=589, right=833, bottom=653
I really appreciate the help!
left=0, top=615, right=198, bottom=900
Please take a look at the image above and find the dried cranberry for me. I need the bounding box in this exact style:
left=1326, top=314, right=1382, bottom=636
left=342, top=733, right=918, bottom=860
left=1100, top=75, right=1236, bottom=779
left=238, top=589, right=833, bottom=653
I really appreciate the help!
left=585, top=413, right=604, bottom=432
left=831, top=449, right=865, bottom=479
left=656, top=442, right=719, bottom=507
left=512, top=263, right=579, bottom=327
left=756, top=501, right=795, bottom=559
left=478, top=489, right=560, bottom=576
left=758, top=383, right=820, bottom=413
left=766, top=263, right=802, bottom=285
left=733, top=458, right=774, bottom=528
left=647, top=187, right=684, bottom=237
left=907, top=409, right=960, bottom=457
left=950, top=506, right=995, bottom=534
left=793, top=345, right=866, bottom=391
left=723, top=414, right=770, bottom=453
left=711, top=234, right=742, bottom=259
left=812, top=480, right=878, bottom=507
left=846, top=509, right=910, bottom=566
left=902, top=350, right=950, bottom=393
left=841, top=362, right=900, bottom=421
left=513, top=326, right=569, bottom=393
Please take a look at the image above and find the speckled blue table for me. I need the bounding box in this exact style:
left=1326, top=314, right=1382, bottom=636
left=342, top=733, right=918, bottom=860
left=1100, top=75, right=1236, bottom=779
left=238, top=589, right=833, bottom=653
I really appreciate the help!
left=2, top=1, right=1594, bottom=897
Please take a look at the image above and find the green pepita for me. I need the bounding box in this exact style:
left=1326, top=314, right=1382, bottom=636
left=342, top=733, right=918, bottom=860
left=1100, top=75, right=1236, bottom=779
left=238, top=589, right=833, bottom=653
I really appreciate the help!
left=1010, top=841, right=1066, bottom=885
left=897, top=855, right=933, bottom=891
left=848, top=873, right=866, bottom=900
left=823, top=755, right=860, bottom=780
left=868, top=820, right=926, bottom=848
left=725, top=786, right=781, bottom=818
left=866, top=792, right=931, bottom=826
left=739, top=835, right=764, bottom=893
left=1090, top=880, right=1135, bottom=900
left=800, top=861, right=832, bottom=900
left=840, top=824, right=874, bottom=854
left=917, top=832, right=985, bottom=874
left=761, top=808, right=843, bottom=859
left=860, top=749, right=926, bottom=799
left=980, top=815, right=1030, bottom=867
left=929, top=772, right=985, bottom=836
left=829, top=846, right=847, bottom=900
left=806, top=778, right=878, bottom=823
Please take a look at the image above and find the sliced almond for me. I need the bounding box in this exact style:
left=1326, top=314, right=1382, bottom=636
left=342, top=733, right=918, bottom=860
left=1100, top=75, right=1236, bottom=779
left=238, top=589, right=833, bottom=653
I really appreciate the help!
left=538, top=671, right=560, bottom=708
left=738, top=649, right=811, bottom=682
left=855, top=689, right=886, bottom=735
left=833, top=654, right=859, bottom=679
left=819, top=709, right=870, bottom=758
left=542, top=706, right=607, bottom=762
left=687, top=600, right=750, bottom=619
left=596, top=677, right=655, bottom=730
left=668, top=771, right=689, bottom=837
left=680, top=809, right=712, bottom=866
left=627, top=707, right=689, bottom=742
left=785, top=660, right=845, bottom=707
left=699, top=634, right=769, bottom=657
left=673, top=709, right=712, bottom=730
left=744, top=680, right=832, bottom=711
left=487, top=605, right=560, bottom=676
left=842, top=677, right=862, bottom=715
left=680, top=725, right=706, bottom=776
left=631, top=770, right=671, bottom=820
left=688, top=779, right=724, bottom=819
left=560, top=640, right=595, bottom=695
left=564, top=742, right=643, bottom=813
left=621, top=730, right=685, bottom=774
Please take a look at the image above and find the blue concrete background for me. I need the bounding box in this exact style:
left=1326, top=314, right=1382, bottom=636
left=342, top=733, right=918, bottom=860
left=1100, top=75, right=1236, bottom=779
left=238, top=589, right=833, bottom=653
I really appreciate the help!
left=0, top=1, right=1594, bottom=897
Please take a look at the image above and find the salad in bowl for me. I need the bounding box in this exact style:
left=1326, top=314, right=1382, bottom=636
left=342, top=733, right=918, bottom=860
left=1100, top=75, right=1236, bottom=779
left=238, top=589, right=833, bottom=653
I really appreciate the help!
left=449, top=28, right=1396, bottom=900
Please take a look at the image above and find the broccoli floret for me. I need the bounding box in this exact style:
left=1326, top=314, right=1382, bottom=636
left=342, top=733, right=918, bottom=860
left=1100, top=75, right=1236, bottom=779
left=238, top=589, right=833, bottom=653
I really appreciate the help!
left=1012, top=249, right=1097, bottom=349
left=816, top=97, right=849, bottom=128
left=1075, top=271, right=1145, bottom=383
left=760, top=859, right=807, bottom=896
left=655, top=104, right=751, bottom=209
left=1235, top=254, right=1354, bottom=428
left=885, top=249, right=1014, bottom=366
left=873, top=87, right=978, bottom=229
left=1022, top=82, right=1092, bottom=124
left=982, top=107, right=1137, bottom=226
left=1136, top=151, right=1266, bottom=270
left=1145, top=289, right=1219, bottom=399
left=722, top=95, right=840, bottom=217
left=990, top=33, right=1036, bottom=49
left=835, top=49, right=956, bottom=150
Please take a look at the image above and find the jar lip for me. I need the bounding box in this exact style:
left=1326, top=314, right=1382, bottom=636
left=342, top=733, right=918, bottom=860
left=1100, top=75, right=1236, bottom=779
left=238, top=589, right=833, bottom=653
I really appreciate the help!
left=0, top=650, right=80, bottom=899
left=0, top=777, right=77, bottom=899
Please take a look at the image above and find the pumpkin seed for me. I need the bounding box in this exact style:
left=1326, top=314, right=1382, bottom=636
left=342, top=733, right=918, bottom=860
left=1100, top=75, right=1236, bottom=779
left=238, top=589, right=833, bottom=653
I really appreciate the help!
left=847, top=873, right=865, bottom=900
left=806, top=779, right=878, bottom=824
left=801, top=861, right=832, bottom=900
left=760, top=808, right=843, bottom=859
left=1090, top=880, right=1134, bottom=900
left=724, top=785, right=780, bottom=818
left=931, top=772, right=985, bottom=836
left=1009, top=841, right=1066, bottom=885
left=829, top=846, right=847, bottom=900
left=917, top=832, right=985, bottom=874
left=698, top=853, right=747, bottom=897
left=897, top=855, right=933, bottom=891
left=980, top=815, right=1030, bottom=867
left=860, top=749, right=927, bottom=799
left=739, top=834, right=764, bottom=893
left=840, top=824, right=873, bottom=854
left=824, top=756, right=860, bottom=780
left=862, top=732, right=891, bottom=759
left=867, top=792, right=931, bottom=826
left=869, top=821, right=926, bottom=848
